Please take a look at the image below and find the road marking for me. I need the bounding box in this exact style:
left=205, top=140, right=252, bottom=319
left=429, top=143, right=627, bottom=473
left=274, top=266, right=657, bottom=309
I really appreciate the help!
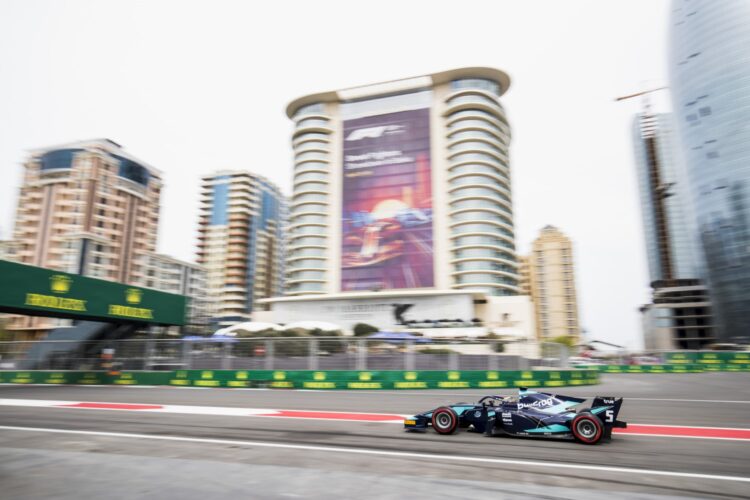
left=0, top=398, right=408, bottom=422
left=59, top=402, right=164, bottom=411
left=0, top=399, right=750, bottom=441
left=620, top=424, right=750, bottom=440
left=624, top=398, right=750, bottom=404
left=0, top=425, right=748, bottom=484
left=1, top=398, right=749, bottom=440
left=5, top=385, right=750, bottom=404
left=256, top=410, right=408, bottom=422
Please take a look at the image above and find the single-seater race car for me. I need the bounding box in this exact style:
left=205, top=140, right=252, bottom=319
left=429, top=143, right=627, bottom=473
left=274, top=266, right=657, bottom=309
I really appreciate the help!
left=404, top=388, right=626, bottom=444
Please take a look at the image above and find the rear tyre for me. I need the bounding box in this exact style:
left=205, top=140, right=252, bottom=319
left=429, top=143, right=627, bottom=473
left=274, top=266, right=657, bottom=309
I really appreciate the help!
left=571, top=412, right=604, bottom=445
left=431, top=407, right=459, bottom=435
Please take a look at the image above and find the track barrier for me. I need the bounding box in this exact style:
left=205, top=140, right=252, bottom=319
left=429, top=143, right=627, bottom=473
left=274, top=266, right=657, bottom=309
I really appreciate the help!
left=0, top=369, right=599, bottom=389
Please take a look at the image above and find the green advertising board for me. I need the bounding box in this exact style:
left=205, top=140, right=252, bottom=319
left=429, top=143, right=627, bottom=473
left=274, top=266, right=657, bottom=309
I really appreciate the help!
left=0, top=369, right=600, bottom=389
left=162, top=369, right=599, bottom=390
left=664, top=351, right=750, bottom=366
left=0, top=260, right=186, bottom=325
left=575, top=363, right=750, bottom=373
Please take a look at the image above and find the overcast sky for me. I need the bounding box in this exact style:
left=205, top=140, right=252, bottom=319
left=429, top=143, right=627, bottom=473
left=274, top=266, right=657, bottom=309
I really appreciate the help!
left=0, top=0, right=674, bottom=349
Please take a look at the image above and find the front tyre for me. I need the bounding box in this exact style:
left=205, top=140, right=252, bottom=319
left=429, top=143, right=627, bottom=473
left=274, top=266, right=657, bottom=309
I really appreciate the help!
left=571, top=412, right=604, bottom=444
left=431, top=407, right=459, bottom=435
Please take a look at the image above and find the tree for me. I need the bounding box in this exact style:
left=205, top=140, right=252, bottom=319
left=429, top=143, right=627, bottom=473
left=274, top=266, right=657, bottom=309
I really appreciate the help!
left=353, top=323, right=379, bottom=337
left=550, top=335, right=576, bottom=348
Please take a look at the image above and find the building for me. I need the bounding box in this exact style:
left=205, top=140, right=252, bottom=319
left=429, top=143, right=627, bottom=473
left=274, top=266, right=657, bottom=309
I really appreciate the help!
left=133, top=253, right=208, bottom=330
left=631, top=112, right=715, bottom=349
left=641, top=279, right=714, bottom=350
left=285, top=67, right=519, bottom=297
left=669, top=0, right=750, bottom=342
left=0, top=240, right=19, bottom=262
left=256, top=290, right=537, bottom=356
left=258, top=68, right=536, bottom=352
left=8, top=138, right=162, bottom=337
left=518, top=255, right=531, bottom=295
left=632, top=113, right=701, bottom=282
left=523, top=226, right=581, bottom=343
left=197, top=171, right=286, bottom=329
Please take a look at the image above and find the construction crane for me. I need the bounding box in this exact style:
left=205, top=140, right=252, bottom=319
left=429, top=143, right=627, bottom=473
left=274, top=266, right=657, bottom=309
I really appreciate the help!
left=615, top=86, right=675, bottom=281
left=615, top=86, right=669, bottom=102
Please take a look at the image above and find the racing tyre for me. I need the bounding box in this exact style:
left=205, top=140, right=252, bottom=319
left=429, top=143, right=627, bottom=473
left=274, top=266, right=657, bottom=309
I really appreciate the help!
left=431, top=407, right=459, bottom=435
left=571, top=412, right=604, bottom=445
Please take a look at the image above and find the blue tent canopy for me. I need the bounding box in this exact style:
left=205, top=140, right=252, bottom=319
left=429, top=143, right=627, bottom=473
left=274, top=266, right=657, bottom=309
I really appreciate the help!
left=367, top=331, right=431, bottom=343
left=182, top=335, right=237, bottom=343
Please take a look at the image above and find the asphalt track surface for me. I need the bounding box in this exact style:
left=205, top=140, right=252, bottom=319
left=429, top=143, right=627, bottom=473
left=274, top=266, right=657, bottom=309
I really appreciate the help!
left=1, top=373, right=749, bottom=499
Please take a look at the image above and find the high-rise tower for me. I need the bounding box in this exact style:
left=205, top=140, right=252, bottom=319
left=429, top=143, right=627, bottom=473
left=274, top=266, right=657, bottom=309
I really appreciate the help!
left=632, top=112, right=715, bottom=349
left=670, top=0, right=750, bottom=342
left=523, top=226, right=581, bottom=343
left=197, top=171, right=286, bottom=328
left=284, top=67, right=519, bottom=297
left=8, top=138, right=162, bottom=337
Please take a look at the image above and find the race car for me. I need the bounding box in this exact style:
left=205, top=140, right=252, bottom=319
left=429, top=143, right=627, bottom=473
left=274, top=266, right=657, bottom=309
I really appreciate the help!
left=403, top=388, right=626, bottom=444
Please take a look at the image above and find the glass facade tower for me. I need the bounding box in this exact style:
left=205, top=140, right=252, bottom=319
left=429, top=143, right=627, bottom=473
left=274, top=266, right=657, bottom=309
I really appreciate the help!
left=632, top=113, right=700, bottom=283
left=670, top=0, right=750, bottom=341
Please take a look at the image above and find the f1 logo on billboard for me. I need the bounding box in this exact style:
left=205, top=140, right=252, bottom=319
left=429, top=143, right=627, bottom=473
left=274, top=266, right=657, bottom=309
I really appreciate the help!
left=345, top=125, right=405, bottom=141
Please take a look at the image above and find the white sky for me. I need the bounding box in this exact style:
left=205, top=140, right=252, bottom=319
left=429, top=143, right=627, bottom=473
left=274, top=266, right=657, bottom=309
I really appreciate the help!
left=0, top=0, right=675, bottom=349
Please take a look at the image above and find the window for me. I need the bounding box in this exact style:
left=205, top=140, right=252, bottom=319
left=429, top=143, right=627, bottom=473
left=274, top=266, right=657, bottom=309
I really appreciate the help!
left=451, top=78, right=501, bottom=95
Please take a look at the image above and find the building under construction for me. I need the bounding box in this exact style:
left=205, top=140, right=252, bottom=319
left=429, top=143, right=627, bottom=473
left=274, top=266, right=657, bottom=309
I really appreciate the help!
left=630, top=111, right=715, bottom=349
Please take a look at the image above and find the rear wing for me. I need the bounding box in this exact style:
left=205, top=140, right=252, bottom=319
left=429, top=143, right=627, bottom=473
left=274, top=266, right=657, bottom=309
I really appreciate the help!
left=591, top=397, right=627, bottom=435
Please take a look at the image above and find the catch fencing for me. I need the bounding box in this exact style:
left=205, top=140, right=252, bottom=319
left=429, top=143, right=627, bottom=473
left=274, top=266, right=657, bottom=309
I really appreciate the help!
left=0, top=337, right=565, bottom=372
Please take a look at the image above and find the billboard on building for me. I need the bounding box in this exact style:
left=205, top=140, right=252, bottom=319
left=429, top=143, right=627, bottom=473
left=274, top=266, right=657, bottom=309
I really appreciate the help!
left=271, top=293, right=474, bottom=331
left=341, top=105, right=433, bottom=291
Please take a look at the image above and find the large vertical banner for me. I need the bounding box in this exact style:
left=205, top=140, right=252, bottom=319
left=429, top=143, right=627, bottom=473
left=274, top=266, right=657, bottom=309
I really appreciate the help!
left=341, top=106, right=434, bottom=291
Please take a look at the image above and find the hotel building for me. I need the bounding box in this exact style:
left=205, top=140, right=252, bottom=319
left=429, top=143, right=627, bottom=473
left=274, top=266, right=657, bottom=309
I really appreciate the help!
left=7, top=138, right=162, bottom=337
left=522, top=226, right=581, bottom=343
left=257, top=68, right=535, bottom=348
left=197, top=171, right=286, bottom=328
left=284, top=67, right=519, bottom=297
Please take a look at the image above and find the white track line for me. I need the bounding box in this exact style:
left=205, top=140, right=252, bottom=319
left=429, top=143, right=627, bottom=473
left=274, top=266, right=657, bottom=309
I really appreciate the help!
left=0, top=425, right=748, bottom=483
left=618, top=433, right=750, bottom=442
left=0, top=398, right=409, bottom=422
left=5, top=385, right=750, bottom=404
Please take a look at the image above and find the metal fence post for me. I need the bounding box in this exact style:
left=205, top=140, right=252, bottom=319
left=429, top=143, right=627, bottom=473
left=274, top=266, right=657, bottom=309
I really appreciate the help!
left=449, top=350, right=459, bottom=371
left=308, top=338, right=319, bottom=370
left=265, top=339, right=274, bottom=370
left=488, top=342, right=499, bottom=370
left=405, top=340, right=415, bottom=371
left=182, top=340, right=192, bottom=370
left=221, top=341, right=231, bottom=370
left=144, top=333, right=155, bottom=371
left=356, top=339, right=366, bottom=371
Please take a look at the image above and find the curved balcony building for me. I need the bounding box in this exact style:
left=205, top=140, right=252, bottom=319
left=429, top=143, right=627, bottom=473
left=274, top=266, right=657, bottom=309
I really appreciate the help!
left=285, top=68, right=519, bottom=296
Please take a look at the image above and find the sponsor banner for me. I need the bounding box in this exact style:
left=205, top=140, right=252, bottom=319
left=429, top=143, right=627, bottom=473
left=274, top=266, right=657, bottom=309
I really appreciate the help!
left=341, top=105, right=434, bottom=291
left=664, top=352, right=698, bottom=364
left=0, top=260, right=186, bottom=325
left=110, top=371, right=172, bottom=386
left=664, top=351, right=750, bottom=365
left=575, top=363, right=748, bottom=373
left=695, top=351, right=750, bottom=365
left=1, top=370, right=601, bottom=389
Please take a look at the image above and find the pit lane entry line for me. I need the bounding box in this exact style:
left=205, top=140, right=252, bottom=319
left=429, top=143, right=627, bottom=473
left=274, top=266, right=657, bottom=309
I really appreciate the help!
left=1, top=425, right=749, bottom=484
left=2, top=398, right=750, bottom=440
